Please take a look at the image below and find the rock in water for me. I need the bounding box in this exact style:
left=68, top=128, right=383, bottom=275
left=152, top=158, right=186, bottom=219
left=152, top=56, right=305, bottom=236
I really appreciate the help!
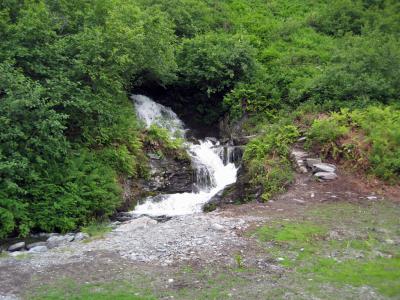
left=8, top=242, right=25, bottom=252
left=314, top=172, right=338, bottom=180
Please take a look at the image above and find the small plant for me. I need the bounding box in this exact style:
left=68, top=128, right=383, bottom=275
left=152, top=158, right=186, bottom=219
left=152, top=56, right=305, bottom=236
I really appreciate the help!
left=234, top=253, right=245, bottom=269
left=81, top=222, right=112, bottom=239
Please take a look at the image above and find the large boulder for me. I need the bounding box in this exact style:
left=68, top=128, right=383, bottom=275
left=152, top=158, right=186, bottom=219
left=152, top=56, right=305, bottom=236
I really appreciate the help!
left=144, top=155, right=194, bottom=194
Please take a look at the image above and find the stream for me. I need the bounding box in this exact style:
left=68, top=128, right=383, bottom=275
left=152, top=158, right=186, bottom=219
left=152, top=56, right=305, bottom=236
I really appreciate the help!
left=131, top=94, right=238, bottom=216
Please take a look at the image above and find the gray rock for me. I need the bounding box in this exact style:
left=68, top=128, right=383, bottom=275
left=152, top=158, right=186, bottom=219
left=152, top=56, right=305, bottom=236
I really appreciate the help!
left=47, top=234, right=75, bottom=249
left=26, top=242, right=47, bottom=250
left=299, top=166, right=308, bottom=174
left=313, top=163, right=336, bottom=173
left=211, top=223, right=225, bottom=231
left=314, top=172, right=338, bottom=180
left=28, top=246, right=48, bottom=253
left=306, top=158, right=322, bottom=168
left=73, top=232, right=90, bottom=242
left=291, top=150, right=308, bottom=159
left=8, top=242, right=25, bottom=252
left=114, top=217, right=157, bottom=232
left=298, top=137, right=307, bottom=142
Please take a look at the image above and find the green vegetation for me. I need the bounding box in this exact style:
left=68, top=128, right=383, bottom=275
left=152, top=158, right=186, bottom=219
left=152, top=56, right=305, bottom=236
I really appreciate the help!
left=1, top=0, right=399, bottom=238
left=81, top=222, right=112, bottom=240
left=305, top=106, right=400, bottom=182
left=243, top=123, right=299, bottom=201
left=255, top=201, right=400, bottom=298
left=30, top=281, right=156, bottom=300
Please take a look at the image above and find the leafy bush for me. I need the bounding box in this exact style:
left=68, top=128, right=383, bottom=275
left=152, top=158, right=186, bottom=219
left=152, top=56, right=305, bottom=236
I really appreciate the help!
left=350, top=106, right=400, bottom=181
left=308, top=0, right=365, bottom=36
left=306, top=114, right=350, bottom=146
left=306, top=106, right=400, bottom=182
left=177, top=33, right=257, bottom=96
left=244, top=124, right=299, bottom=201
left=144, top=125, right=188, bottom=160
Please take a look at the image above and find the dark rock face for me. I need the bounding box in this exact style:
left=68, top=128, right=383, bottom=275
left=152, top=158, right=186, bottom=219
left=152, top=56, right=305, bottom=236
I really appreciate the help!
left=146, top=156, right=194, bottom=193
left=118, top=155, right=194, bottom=212
left=203, top=165, right=254, bottom=212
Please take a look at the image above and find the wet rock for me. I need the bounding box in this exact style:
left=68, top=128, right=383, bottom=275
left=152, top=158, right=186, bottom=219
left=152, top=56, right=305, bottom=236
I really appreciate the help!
left=26, top=242, right=47, bottom=250
left=114, top=212, right=135, bottom=222
left=313, top=163, right=336, bottom=173
left=314, top=172, right=338, bottom=181
left=8, top=242, right=25, bottom=252
left=28, top=246, right=48, bottom=253
left=73, top=232, right=89, bottom=242
left=47, top=234, right=75, bottom=249
left=306, top=158, right=322, bottom=168
left=146, top=156, right=194, bottom=193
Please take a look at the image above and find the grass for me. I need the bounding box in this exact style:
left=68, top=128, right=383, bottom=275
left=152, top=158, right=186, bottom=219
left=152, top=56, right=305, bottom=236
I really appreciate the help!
left=29, top=281, right=156, bottom=300
left=305, top=257, right=400, bottom=297
left=81, top=222, right=112, bottom=240
left=254, top=200, right=400, bottom=298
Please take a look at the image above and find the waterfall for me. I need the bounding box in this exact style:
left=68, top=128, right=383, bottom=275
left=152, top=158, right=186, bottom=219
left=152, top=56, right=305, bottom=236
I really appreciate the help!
left=131, top=94, right=238, bottom=216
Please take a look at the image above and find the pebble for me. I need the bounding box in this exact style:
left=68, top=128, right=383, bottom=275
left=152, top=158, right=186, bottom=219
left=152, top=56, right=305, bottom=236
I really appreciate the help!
left=277, top=257, right=285, bottom=261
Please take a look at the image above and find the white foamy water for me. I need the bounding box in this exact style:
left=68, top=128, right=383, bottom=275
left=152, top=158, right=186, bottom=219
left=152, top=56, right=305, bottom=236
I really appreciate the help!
left=131, top=94, right=237, bottom=216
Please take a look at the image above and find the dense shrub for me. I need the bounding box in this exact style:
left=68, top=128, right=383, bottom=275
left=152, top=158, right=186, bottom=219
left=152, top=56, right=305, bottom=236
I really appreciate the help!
left=0, top=0, right=176, bottom=238
left=177, top=33, right=257, bottom=96
left=306, top=106, right=400, bottom=182
left=244, top=124, right=299, bottom=201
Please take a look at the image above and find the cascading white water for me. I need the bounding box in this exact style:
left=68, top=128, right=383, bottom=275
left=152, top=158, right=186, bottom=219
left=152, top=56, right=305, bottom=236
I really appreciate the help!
left=131, top=94, right=237, bottom=216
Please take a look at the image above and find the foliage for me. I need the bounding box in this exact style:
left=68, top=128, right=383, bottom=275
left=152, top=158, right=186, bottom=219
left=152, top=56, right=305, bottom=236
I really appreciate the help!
left=244, top=124, right=299, bottom=201
left=1, top=0, right=400, bottom=238
left=0, top=0, right=176, bottom=238
left=177, top=32, right=257, bottom=96
left=306, top=114, right=350, bottom=146
left=81, top=222, right=112, bottom=239
left=144, top=125, right=188, bottom=160
left=306, top=106, right=400, bottom=182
